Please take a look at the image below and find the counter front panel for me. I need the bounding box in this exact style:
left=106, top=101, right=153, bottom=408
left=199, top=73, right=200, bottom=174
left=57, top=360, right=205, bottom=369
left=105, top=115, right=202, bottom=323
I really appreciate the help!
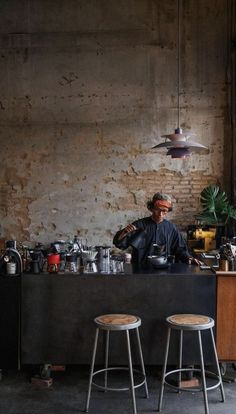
left=21, top=264, right=215, bottom=365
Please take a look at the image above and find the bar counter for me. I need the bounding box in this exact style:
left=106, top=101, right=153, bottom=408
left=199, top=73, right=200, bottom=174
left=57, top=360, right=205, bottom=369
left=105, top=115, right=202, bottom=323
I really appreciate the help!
left=21, top=263, right=215, bottom=366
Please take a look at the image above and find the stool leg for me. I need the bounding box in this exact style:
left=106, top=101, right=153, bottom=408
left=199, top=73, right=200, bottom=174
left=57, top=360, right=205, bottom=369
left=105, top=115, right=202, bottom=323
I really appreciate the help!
left=85, top=328, right=99, bottom=412
left=135, top=327, right=149, bottom=398
left=104, top=330, right=110, bottom=391
left=126, top=329, right=137, bottom=414
left=178, top=329, right=183, bottom=389
left=209, top=327, right=225, bottom=402
left=158, top=327, right=171, bottom=412
left=197, top=330, right=209, bottom=414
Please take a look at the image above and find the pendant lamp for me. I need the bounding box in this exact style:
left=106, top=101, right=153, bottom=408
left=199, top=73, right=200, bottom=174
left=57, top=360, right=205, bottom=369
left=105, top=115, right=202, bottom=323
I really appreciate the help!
left=152, top=0, right=208, bottom=159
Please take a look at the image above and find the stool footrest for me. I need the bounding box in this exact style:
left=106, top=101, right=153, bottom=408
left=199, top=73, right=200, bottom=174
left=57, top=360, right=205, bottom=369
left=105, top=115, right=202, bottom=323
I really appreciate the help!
left=92, top=367, right=146, bottom=392
left=164, top=368, right=222, bottom=392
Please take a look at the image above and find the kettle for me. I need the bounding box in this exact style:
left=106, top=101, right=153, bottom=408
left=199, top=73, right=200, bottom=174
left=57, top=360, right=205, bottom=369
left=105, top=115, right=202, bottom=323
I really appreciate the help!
left=129, top=229, right=146, bottom=249
left=47, top=253, right=60, bottom=273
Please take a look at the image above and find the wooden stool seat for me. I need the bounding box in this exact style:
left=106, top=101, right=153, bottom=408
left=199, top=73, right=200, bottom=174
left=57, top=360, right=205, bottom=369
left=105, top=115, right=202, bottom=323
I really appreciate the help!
left=95, top=314, right=141, bottom=331
left=167, top=314, right=214, bottom=330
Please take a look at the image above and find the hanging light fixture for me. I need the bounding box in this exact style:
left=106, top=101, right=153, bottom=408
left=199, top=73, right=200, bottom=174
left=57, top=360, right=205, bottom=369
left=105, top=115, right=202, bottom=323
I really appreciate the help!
left=152, top=0, right=208, bottom=159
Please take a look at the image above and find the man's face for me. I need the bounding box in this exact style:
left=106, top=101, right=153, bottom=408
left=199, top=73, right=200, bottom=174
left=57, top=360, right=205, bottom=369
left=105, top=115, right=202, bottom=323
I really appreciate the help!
left=151, top=206, right=169, bottom=223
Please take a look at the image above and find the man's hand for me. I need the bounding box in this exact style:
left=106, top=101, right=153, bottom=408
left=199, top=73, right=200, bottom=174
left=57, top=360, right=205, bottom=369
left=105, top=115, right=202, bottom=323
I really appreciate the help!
left=188, top=257, right=204, bottom=265
left=118, top=224, right=137, bottom=240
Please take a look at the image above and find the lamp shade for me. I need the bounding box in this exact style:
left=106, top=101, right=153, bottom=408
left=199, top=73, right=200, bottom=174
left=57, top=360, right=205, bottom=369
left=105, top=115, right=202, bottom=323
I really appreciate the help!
left=152, top=139, right=208, bottom=154
left=152, top=127, right=209, bottom=156
left=161, top=128, right=196, bottom=141
left=167, top=147, right=191, bottom=159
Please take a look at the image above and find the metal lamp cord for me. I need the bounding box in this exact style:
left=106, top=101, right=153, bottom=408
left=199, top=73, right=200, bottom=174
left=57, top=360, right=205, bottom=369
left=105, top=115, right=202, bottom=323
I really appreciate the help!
left=177, top=0, right=181, bottom=130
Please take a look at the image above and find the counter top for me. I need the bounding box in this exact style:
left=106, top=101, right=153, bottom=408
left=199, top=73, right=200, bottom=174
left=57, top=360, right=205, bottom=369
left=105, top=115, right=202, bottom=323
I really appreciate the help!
left=123, top=262, right=213, bottom=276
left=23, top=262, right=214, bottom=278
left=214, top=270, right=236, bottom=276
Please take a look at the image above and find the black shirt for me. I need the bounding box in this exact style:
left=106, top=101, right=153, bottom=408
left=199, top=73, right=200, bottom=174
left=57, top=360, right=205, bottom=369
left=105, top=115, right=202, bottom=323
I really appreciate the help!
left=113, top=216, right=191, bottom=265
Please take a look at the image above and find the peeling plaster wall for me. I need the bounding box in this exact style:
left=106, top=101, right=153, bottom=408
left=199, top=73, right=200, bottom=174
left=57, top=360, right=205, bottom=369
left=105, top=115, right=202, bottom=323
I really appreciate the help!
left=0, top=0, right=229, bottom=245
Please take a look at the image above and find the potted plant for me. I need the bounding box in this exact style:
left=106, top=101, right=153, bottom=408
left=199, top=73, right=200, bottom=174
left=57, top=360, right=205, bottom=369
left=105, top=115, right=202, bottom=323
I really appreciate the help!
left=196, top=184, right=236, bottom=246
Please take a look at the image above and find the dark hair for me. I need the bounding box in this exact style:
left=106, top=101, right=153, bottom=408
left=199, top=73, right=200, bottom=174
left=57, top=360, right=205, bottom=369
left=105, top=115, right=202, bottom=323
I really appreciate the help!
left=146, top=192, right=173, bottom=212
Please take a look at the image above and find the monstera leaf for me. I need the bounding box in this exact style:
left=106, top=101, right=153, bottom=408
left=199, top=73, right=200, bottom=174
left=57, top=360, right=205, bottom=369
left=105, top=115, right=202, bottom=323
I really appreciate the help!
left=196, top=185, right=236, bottom=225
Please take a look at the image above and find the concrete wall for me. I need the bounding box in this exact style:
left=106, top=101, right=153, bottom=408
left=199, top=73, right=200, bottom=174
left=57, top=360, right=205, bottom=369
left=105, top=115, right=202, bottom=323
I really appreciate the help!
left=0, top=0, right=230, bottom=246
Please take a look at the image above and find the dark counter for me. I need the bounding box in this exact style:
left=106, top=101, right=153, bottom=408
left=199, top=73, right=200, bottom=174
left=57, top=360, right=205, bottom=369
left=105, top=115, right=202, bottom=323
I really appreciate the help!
left=21, top=263, right=215, bottom=366
left=0, top=275, right=20, bottom=369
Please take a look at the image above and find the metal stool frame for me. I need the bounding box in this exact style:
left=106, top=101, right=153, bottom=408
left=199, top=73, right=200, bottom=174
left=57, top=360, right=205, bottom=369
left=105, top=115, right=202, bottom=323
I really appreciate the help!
left=158, top=314, right=225, bottom=414
left=85, top=314, right=149, bottom=414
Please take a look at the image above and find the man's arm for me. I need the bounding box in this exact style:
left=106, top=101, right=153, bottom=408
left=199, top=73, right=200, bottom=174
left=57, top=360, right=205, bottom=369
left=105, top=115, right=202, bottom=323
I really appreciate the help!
left=113, top=224, right=137, bottom=249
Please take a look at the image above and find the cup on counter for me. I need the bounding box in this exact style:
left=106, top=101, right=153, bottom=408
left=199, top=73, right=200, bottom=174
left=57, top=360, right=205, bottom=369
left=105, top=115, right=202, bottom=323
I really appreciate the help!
left=99, top=258, right=110, bottom=273
left=219, top=259, right=229, bottom=271
left=123, top=252, right=132, bottom=263
left=110, top=257, right=124, bottom=273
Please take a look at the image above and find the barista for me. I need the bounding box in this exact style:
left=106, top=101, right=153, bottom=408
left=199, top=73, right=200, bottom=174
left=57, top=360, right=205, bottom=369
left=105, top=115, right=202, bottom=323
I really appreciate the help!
left=113, top=192, right=202, bottom=266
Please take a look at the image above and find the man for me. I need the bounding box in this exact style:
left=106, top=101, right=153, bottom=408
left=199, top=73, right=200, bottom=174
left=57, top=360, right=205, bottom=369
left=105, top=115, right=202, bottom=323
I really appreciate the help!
left=113, top=192, right=202, bottom=266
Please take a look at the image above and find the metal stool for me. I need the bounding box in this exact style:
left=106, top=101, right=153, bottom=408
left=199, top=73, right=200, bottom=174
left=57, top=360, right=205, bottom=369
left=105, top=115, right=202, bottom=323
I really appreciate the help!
left=158, top=314, right=225, bottom=414
left=85, top=313, right=149, bottom=414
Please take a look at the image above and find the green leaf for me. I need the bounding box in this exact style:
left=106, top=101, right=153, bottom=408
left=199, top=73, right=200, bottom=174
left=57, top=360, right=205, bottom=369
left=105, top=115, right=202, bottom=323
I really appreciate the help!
left=197, top=184, right=236, bottom=226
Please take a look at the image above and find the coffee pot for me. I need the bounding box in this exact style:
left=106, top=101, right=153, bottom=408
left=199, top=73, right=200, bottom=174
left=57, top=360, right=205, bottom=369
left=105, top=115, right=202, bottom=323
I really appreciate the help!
left=81, top=250, right=98, bottom=273
left=128, top=229, right=146, bottom=249
left=95, top=246, right=111, bottom=272
left=65, top=253, right=78, bottom=273
left=84, top=260, right=98, bottom=273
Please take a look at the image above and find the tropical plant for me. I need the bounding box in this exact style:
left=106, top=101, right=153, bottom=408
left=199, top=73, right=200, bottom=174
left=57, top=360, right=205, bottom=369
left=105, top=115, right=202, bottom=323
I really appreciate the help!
left=196, top=184, right=236, bottom=226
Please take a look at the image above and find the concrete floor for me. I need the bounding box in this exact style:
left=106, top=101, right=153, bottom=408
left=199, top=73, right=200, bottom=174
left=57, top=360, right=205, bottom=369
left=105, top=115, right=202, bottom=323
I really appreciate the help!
left=0, top=365, right=235, bottom=414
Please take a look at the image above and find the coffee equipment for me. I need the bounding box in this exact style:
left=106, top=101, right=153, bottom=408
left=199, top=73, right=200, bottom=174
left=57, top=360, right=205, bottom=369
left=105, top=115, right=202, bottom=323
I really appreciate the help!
left=51, top=240, right=67, bottom=271
left=65, top=253, right=78, bottom=273
left=84, top=259, right=97, bottom=273
left=129, top=228, right=146, bottom=249
left=110, top=255, right=124, bottom=273
left=47, top=253, right=60, bottom=273
left=29, top=248, right=45, bottom=274
left=0, top=240, right=23, bottom=275
left=152, top=243, right=166, bottom=256
left=187, top=225, right=216, bottom=252
left=68, top=235, right=85, bottom=254
left=96, top=246, right=111, bottom=273
left=81, top=250, right=98, bottom=273
left=51, top=240, right=65, bottom=254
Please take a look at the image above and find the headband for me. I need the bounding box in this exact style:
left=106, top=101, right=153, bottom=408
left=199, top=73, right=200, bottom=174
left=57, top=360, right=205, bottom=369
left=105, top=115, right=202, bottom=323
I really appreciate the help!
left=154, top=200, right=172, bottom=210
